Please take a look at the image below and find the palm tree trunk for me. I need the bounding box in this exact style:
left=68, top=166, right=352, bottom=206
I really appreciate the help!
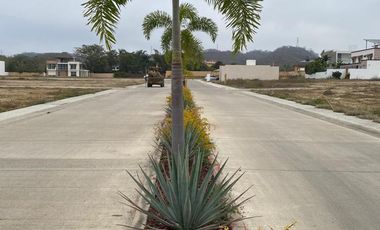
left=171, top=0, right=184, bottom=155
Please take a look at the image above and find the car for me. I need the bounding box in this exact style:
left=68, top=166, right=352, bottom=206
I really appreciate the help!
left=205, top=74, right=219, bottom=82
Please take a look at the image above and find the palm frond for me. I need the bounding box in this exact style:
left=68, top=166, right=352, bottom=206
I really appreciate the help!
left=82, top=0, right=130, bottom=50
left=188, top=17, right=218, bottom=42
left=179, top=3, right=198, bottom=21
left=161, top=28, right=172, bottom=52
left=142, top=11, right=172, bottom=40
left=181, top=30, right=204, bottom=66
left=205, top=0, right=262, bottom=53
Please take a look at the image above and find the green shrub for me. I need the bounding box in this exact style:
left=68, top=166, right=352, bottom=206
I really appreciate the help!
left=331, top=71, right=342, bottom=79
left=121, top=145, right=250, bottom=229
left=160, top=87, right=214, bottom=157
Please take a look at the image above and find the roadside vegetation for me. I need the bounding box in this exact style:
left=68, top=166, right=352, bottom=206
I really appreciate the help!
left=221, top=79, right=380, bottom=122
left=120, top=87, right=251, bottom=229
left=0, top=77, right=143, bottom=113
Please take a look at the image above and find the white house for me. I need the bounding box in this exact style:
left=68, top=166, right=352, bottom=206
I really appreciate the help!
left=309, top=40, right=380, bottom=80
left=322, top=50, right=352, bottom=67
left=0, top=61, right=8, bottom=76
left=219, top=60, right=279, bottom=81
left=46, top=56, right=89, bottom=77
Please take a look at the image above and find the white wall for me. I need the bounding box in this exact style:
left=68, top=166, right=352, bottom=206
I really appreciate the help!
left=246, top=60, right=257, bottom=66
left=220, top=65, right=279, bottom=81
left=349, top=69, right=380, bottom=80
left=0, top=61, right=8, bottom=76
left=308, top=65, right=380, bottom=80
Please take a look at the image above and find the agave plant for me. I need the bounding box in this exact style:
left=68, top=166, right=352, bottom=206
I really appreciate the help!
left=120, top=134, right=252, bottom=229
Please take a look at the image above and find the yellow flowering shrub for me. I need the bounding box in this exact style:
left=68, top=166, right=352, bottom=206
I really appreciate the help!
left=158, top=87, right=214, bottom=157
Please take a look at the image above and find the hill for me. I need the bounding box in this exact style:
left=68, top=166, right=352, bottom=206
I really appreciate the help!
left=204, top=46, right=318, bottom=70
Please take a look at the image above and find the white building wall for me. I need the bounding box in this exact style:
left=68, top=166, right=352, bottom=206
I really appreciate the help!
left=47, top=69, right=57, bottom=76
left=246, top=60, right=257, bottom=66
left=308, top=61, right=380, bottom=80
left=348, top=69, right=380, bottom=80
left=220, top=65, right=279, bottom=81
left=0, top=61, right=8, bottom=76
left=68, top=62, right=81, bottom=77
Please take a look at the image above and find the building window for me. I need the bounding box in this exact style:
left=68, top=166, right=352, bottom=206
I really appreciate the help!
left=58, top=64, right=68, bottom=70
left=47, top=64, right=56, bottom=69
left=71, top=71, right=77, bottom=77
left=70, top=64, right=77, bottom=70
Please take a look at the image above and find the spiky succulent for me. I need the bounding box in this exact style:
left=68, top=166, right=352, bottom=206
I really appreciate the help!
left=120, top=141, right=252, bottom=229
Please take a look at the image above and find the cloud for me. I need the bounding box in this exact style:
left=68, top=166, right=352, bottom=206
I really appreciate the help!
left=0, top=0, right=379, bottom=55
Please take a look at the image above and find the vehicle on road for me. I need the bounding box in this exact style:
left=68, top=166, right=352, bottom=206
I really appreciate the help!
left=146, top=67, right=165, bottom=87
left=205, top=73, right=219, bottom=82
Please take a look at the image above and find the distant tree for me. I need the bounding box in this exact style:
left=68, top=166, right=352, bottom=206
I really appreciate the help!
left=212, top=61, right=224, bottom=70
left=119, top=50, right=150, bottom=74
left=106, top=49, right=119, bottom=71
left=5, top=55, right=45, bottom=72
left=305, top=57, right=328, bottom=74
left=75, top=44, right=109, bottom=73
left=149, top=49, right=170, bottom=72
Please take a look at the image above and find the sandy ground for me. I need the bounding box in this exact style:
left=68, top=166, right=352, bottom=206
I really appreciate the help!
left=222, top=79, right=380, bottom=122
left=0, top=77, right=144, bottom=112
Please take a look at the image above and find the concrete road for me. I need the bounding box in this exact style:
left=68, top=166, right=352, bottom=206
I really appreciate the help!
left=190, top=81, right=380, bottom=230
left=0, top=84, right=169, bottom=230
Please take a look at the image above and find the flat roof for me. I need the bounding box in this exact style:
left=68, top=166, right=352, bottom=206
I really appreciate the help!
left=351, top=47, right=380, bottom=53
left=364, top=39, right=380, bottom=44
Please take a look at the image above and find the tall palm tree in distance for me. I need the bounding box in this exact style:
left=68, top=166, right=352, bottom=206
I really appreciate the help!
left=83, top=0, right=262, bottom=156
left=143, top=3, right=218, bottom=68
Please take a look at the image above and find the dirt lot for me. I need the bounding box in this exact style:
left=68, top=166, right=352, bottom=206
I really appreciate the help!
left=0, top=76, right=144, bottom=112
left=0, top=76, right=144, bottom=89
left=221, top=79, right=380, bottom=122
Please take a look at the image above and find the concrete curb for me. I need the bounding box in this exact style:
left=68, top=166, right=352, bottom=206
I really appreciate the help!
left=0, top=84, right=142, bottom=123
left=199, top=80, right=380, bottom=138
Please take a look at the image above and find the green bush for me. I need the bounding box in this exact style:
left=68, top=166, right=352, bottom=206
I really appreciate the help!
left=160, top=87, right=214, bottom=157
left=331, top=71, right=342, bottom=79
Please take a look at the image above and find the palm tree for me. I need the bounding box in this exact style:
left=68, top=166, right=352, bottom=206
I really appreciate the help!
left=83, top=0, right=262, bottom=155
left=142, top=3, right=218, bottom=68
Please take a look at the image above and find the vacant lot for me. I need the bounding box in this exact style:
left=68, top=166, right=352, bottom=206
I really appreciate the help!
left=0, top=77, right=144, bottom=112
left=221, top=79, right=380, bottom=122
left=0, top=76, right=144, bottom=88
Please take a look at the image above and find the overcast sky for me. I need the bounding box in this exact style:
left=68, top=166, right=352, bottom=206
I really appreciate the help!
left=0, top=0, right=379, bottom=56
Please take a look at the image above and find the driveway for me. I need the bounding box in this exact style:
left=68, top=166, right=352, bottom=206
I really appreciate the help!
left=190, top=80, right=380, bottom=230
left=0, top=84, right=169, bottom=229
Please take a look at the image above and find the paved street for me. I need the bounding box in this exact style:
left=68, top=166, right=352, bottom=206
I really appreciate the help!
left=0, top=84, right=169, bottom=229
left=190, top=80, right=380, bottom=230
left=1, top=80, right=379, bottom=230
